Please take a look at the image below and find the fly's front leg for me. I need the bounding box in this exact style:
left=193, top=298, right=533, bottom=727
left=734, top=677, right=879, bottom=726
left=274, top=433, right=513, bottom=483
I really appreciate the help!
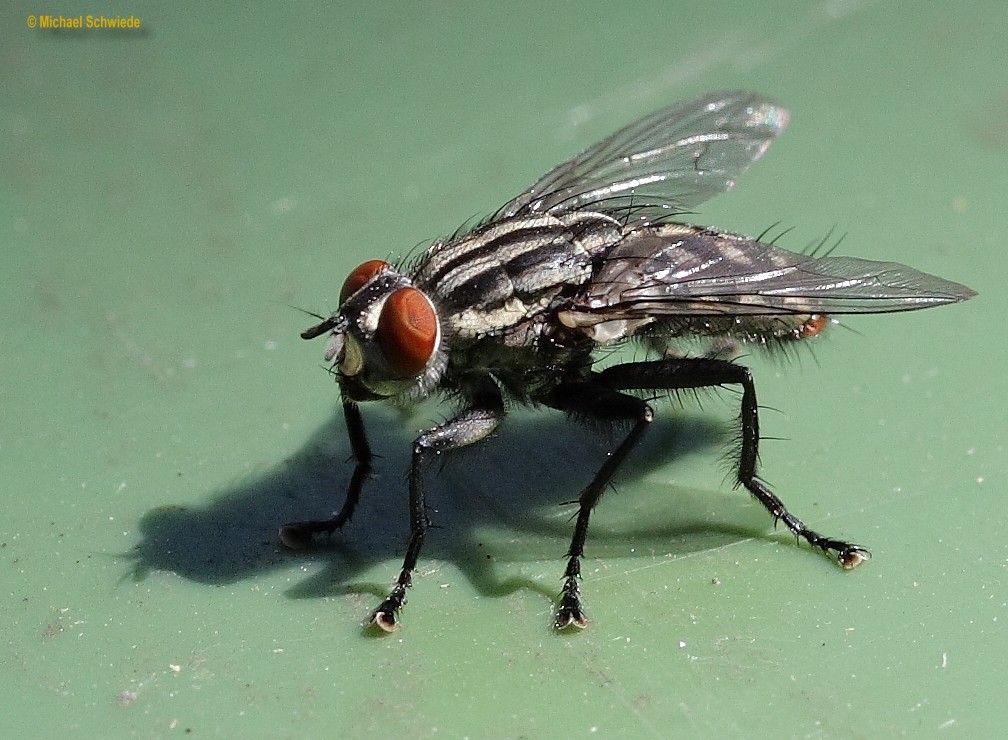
left=545, top=378, right=654, bottom=630
left=370, top=376, right=505, bottom=632
left=600, top=358, right=870, bottom=569
left=280, top=399, right=373, bottom=549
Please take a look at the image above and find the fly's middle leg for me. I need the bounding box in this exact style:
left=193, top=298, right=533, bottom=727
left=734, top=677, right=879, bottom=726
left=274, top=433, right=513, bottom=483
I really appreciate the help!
left=600, top=358, right=870, bottom=569
left=545, top=379, right=655, bottom=630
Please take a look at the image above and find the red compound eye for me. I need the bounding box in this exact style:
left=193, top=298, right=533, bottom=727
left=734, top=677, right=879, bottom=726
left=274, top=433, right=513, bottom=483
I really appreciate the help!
left=377, top=288, right=438, bottom=377
left=340, top=260, right=390, bottom=304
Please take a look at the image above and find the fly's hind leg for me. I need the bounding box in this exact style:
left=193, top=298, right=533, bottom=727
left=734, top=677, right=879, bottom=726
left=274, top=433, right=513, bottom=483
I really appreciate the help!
left=600, top=358, right=870, bottom=570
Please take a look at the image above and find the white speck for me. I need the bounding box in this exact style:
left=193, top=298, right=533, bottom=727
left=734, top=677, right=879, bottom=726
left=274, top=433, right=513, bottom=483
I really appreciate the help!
left=679, top=640, right=687, bottom=649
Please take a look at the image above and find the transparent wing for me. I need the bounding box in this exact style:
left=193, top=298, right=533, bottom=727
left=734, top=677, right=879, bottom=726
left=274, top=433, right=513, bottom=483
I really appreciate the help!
left=560, top=226, right=975, bottom=327
left=499, top=91, right=789, bottom=224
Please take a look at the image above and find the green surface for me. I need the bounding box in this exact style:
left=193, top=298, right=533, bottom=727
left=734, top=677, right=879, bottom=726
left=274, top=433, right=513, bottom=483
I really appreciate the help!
left=2, top=1, right=1005, bottom=737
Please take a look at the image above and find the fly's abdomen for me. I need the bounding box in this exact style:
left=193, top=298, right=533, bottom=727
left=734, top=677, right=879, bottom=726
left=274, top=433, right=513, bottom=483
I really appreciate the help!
left=557, top=222, right=974, bottom=345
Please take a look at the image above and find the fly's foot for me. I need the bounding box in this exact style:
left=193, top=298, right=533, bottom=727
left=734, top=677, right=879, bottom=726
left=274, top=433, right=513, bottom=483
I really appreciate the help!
left=278, top=520, right=338, bottom=550
left=836, top=545, right=871, bottom=570
left=805, top=531, right=871, bottom=570
left=554, top=578, right=589, bottom=631
left=368, top=583, right=409, bottom=633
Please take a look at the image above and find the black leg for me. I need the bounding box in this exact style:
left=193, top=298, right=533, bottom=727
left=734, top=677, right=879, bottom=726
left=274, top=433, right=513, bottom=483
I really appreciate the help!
left=600, top=358, right=870, bottom=569
left=279, top=400, right=373, bottom=549
left=544, top=378, right=655, bottom=630
left=370, top=376, right=505, bottom=632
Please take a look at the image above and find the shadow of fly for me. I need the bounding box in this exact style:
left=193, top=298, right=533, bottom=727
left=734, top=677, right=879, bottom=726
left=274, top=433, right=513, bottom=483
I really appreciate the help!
left=284, top=91, right=975, bottom=631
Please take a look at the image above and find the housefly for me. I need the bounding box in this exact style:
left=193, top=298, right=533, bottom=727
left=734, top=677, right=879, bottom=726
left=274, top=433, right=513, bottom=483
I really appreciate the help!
left=283, top=91, right=975, bottom=631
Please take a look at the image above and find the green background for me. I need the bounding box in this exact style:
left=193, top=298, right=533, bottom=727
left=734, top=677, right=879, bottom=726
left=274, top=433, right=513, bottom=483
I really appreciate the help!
left=2, top=2, right=1004, bottom=737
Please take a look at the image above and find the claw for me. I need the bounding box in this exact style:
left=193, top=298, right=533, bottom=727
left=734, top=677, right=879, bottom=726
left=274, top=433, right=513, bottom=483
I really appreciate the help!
left=554, top=605, right=589, bottom=631
left=838, top=546, right=871, bottom=570
left=554, top=580, right=589, bottom=631
left=367, top=583, right=408, bottom=633
left=369, top=607, right=400, bottom=633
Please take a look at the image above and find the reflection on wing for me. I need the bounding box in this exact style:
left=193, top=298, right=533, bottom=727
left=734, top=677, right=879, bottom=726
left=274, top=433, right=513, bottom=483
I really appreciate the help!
left=561, top=225, right=976, bottom=326
left=500, top=91, right=789, bottom=225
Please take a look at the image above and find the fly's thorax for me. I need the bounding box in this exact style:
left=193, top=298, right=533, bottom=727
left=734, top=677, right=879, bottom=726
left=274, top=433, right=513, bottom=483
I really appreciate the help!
left=317, top=261, right=447, bottom=403
left=413, top=211, right=622, bottom=339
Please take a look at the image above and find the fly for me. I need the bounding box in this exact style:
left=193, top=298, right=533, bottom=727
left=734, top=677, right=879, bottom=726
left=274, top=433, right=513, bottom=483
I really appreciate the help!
left=282, top=91, right=975, bottom=631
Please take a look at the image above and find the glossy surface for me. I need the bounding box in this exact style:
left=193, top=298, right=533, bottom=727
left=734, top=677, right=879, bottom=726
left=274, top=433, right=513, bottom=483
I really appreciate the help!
left=1, top=1, right=1004, bottom=736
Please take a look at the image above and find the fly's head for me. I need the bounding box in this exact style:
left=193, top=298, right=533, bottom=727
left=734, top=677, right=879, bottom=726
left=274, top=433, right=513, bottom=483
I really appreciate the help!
left=303, top=260, right=445, bottom=404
